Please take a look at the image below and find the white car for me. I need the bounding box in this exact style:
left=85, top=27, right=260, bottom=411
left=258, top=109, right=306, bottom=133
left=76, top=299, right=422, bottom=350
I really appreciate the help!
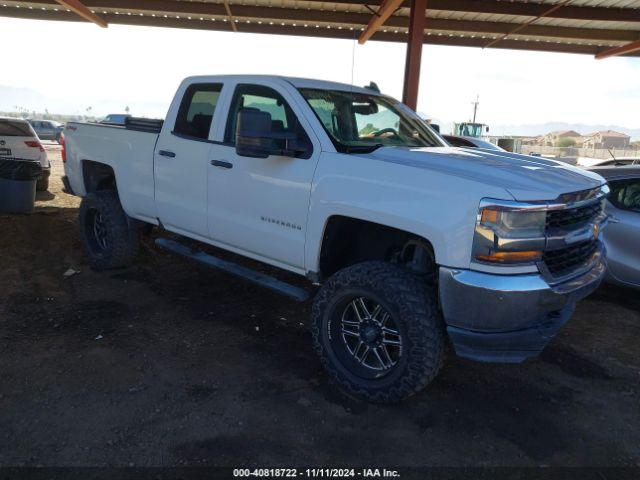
left=0, top=117, right=51, bottom=190
left=577, top=156, right=640, bottom=168
left=62, top=75, right=607, bottom=402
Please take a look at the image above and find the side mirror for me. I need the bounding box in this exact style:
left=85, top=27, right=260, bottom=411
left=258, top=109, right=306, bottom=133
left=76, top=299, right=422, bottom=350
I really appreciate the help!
left=236, top=109, right=275, bottom=159
left=236, top=108, right=308, bottom=159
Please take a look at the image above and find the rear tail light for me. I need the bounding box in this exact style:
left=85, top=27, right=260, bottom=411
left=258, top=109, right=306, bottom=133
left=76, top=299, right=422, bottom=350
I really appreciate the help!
left=25, top=140, right=45, bottom=152
left=60, top=132, right=66, bottom=163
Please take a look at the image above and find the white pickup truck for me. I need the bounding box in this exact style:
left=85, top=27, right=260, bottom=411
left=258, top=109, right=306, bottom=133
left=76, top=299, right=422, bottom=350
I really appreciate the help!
left=62, top=75, right=608, bottom=402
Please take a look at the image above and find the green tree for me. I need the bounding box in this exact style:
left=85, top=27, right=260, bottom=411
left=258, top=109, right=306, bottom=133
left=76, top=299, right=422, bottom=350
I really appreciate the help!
left=556, top=137, right=576, bottom=148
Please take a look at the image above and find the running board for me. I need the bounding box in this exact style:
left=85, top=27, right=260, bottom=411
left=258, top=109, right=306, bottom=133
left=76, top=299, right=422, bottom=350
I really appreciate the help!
left=155, top=238, right=310, bottom=302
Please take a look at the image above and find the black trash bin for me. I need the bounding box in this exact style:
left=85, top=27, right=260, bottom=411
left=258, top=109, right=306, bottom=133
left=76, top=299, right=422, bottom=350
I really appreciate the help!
left=0, top=157, right=43, bottom=214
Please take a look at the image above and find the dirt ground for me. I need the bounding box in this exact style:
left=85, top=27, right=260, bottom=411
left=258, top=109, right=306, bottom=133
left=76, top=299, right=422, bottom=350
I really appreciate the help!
left=0, top=146, right=639, bottom=468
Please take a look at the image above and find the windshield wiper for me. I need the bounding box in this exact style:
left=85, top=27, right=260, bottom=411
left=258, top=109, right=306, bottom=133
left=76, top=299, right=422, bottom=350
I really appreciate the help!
left=343, top=143, right=385, bottom=154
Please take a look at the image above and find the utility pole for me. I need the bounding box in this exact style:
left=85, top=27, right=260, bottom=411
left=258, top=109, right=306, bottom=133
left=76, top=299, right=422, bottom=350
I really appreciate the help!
left=471, top=95, right=479, bottom=123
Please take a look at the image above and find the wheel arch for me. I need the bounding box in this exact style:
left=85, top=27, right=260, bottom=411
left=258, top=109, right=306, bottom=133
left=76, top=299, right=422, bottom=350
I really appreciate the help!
left=81, top=160, right=118, bottom=193
left=314, top=215, right=437, bottom=280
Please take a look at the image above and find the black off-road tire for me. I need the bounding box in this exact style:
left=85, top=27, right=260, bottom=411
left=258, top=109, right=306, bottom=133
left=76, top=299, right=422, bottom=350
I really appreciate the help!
left=312, top=261, right=445, bottom=403
left=79, top=190, right=140, bottom=270
left=36, top=177, right=49, bottom=191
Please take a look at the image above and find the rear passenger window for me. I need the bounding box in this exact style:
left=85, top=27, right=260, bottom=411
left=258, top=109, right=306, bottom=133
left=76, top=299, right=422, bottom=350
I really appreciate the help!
left=174, top=83, right=223, bottom=140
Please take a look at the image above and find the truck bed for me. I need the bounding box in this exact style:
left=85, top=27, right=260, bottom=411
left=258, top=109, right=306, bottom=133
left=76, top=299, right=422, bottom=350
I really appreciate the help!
left=124, top=117, right=164, bottom=133
left=63, top=120, right=161, bottom=224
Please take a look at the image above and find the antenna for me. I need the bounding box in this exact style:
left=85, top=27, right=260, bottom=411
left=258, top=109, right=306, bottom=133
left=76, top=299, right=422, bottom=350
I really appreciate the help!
left=471, top=95, right=480, bottom=123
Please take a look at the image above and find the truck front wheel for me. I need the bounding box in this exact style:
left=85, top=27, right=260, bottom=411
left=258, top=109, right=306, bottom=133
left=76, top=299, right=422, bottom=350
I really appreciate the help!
left=79, top=191, right=140, bottom=270
left=312, top=261, right=445, bottom=403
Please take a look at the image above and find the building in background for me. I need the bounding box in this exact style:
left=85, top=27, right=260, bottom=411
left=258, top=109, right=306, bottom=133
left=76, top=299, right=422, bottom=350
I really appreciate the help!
left=582, top=130, right=631, bottom=150
left=543, top=130, right=583, bottom=147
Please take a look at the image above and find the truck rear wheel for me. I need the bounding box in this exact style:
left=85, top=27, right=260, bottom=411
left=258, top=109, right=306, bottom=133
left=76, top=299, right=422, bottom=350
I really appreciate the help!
left=311, top=261, right=445, bottom=403
left=79, top=191, right=140, bottom=270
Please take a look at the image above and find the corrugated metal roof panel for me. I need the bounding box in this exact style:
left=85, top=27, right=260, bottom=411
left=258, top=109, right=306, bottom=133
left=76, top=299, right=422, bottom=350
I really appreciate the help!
left=0, top=0, right=638, bottom=57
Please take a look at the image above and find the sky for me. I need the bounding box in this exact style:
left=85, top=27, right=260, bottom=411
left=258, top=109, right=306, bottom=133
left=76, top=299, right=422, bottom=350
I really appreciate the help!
left=1, top=16, right=640, bottom=129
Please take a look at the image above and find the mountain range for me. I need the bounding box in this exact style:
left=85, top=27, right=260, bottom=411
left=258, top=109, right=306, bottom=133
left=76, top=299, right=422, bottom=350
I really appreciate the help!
left=0, top=85, right=168, bottom=119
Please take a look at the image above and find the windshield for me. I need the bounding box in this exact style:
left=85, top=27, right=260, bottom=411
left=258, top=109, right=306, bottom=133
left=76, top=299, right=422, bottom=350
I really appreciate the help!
left=299, top=88, right=444, bottom=153
left=457, top=123, right=484, bottom=137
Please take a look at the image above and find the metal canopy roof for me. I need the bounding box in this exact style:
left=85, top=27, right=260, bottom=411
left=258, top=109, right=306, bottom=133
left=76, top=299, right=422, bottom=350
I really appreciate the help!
left=2, top=0, right=640, bottom=58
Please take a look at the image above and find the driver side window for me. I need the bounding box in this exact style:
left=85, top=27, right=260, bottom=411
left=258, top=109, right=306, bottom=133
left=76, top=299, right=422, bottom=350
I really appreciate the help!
left=224, top=84, right=312, bottom=157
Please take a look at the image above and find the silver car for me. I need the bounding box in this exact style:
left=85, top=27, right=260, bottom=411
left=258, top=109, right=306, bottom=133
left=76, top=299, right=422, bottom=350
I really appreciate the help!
left=589, top=166, right=640, bottom=289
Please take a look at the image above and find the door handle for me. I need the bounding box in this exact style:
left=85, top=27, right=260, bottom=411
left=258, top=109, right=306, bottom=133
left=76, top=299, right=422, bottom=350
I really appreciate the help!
left=210, top=160, right=233, bottom=169
left=158, top=150, right=176, bottom=158
left=608, top=215, right=620, bottom=224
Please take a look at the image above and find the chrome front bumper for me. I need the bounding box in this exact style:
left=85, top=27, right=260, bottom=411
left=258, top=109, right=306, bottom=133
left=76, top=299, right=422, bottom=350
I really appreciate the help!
left=439, top=247, right=606, bottom=363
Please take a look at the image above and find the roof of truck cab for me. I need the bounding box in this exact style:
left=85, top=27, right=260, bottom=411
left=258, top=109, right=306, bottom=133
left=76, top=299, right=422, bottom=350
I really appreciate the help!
left=183, top=75, right=378, bottom=96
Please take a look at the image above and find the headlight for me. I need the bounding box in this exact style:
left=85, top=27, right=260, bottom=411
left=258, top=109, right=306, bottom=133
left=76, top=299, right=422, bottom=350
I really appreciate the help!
left=473, top=201, right=547, bottom=265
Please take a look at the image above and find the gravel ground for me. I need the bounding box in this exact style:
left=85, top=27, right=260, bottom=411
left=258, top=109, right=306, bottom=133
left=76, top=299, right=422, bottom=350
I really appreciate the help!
left=0, top=146, right=639, bottom=467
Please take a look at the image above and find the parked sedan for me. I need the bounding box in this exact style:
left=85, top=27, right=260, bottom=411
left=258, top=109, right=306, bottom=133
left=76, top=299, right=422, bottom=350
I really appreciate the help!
left=578, top=156, right=639, bottom=168
left=0, top=117, right=51, bottom=190
left=27, top=119, right=64, bottom=143
left=443, top=134, right=506, bottom=152
left=589, top=166, right=640, bottom=289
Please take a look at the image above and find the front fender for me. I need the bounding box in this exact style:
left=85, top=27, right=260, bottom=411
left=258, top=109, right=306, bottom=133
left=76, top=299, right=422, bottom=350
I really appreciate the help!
left=304, top=152, right=511, bottom=273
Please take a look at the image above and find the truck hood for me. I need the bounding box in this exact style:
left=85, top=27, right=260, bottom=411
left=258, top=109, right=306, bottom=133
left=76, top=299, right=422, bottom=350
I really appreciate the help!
left=366, top=146, right=605, bottom=201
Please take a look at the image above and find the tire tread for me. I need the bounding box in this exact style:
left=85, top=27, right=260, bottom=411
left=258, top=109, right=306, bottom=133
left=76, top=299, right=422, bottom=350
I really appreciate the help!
left=311, top=261, right=445, bottom=403
left=79, top=190, right=139, bottom=270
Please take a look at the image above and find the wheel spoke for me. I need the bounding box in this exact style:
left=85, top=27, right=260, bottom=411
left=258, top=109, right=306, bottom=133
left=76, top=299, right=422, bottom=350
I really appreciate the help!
left=92, top=212, right=109, bottom=250
left=352, top=340, right=364, bottom=358
left=380, top=345, right=394, bottom=366
left=353, top=342, right=370, bottom=364
left=382, top=337, right=401, bottom=347
left=382, top=326, right=400, bottom=336
left=355, top=297, right=371, bottom=320
left=342, top=319, right=360, bottom=326
left=341, top=326, right=360, bottom=338
left=370, top=304, right=382, bottom=321
left=372, top=347, right=391, bottom=370
left=349, top=300, right=364, bottom=322
left=357, top=346, right=370, bottom=364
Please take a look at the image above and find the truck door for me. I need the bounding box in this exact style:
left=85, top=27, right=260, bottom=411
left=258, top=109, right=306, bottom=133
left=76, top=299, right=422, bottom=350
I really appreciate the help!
left=207, top=82, right=319, bottom=271
left=154, top=83, right=223, bottom=238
